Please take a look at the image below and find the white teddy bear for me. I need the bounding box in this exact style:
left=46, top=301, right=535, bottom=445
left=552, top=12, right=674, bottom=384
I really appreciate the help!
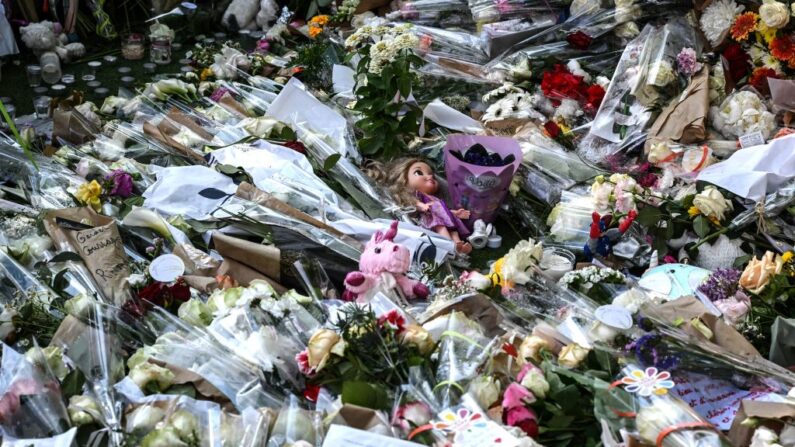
left=19, top=21, right=85, bottom=63
left=223, top=0, right=279, bottom=31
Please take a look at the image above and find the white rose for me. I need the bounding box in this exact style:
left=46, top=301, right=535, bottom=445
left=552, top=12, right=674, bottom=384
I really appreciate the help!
left=520, top=369, right=550, bottom=399
left=615, top=21, right=640, bottom=39
left=760, top=0, right=789, bottom=28
left=177, top=299, right=212, bottom=327
left=207, top=287, right=244, bottom=314
left=589, top=322, right=619, bottom=343
left=25, top=346, right=69, bottom=381
left=751, top=426, right=783, bottom=447
left=636, top=400, right=686, bottom=444
left=64, top=293, right=94, bottom=319
left=612, top=289, right=648, bottom=314
left=128, top=362, right=176, bottom=391
left=648, top=141, right=674, bottom=165
left=467, top=376, right=501, bottom=409
left=650, top=60, right=676, bottom=87
left=693, top=186, right=733, bottom=221
left=558, top=344, right=589, bottom=368
left=68, top=395, right=100, bottom=426
left=167, top=410, right=199, bottom=444
left=127, top=405, right=166, bottom=432
left=518, top=335, right=550, bottom=364
left=141, top=427, right=190, bottom=447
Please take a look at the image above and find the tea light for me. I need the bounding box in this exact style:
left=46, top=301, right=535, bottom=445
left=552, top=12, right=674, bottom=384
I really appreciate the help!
left=180, top=66, right=194, bottom=73
left=103, top=55, right=118, bottom=64
left=61, top=74, right=75, bottom=84
left=178, top=58, right=191, bottom=65
left=487, top=235, right=502, bottom=249
left=81, top=74, right=96, bottom=82
left=214, top=32, right=226, bottom=40
left=50, top=84, right=66, bottom=96
left=202, top=37, right=215, bottom=45
left=121, top=76, right=135, bottom=85
left=118, top=66, right=132, bottom=74
left=250, top=31, right=264, bottom=40
left=95, top=87, right=109, bottom=98
left=143, top=63, right=156, bottom=73
left=86, top=80, right=101, bottom=89
left=87, top=60, right=102, bottom=75
left=172, top=42, right=183, bottom=51
left=33, top=86, right=49, bottom=95
left=539, top=247, right=575, bottom=282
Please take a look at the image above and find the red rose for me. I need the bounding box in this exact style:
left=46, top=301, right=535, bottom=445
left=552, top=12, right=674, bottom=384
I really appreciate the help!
left=137, top=282, right=166, bottom=305
left=303, top=383, right=320, bottom=402
left=168, top=280, right=191, bottom=302
left=748, top=67, right=779, bottom=96
left=722, top=43, right=750, bottom=83
left=283, top=140, right=307, bottom=154
left=585, top=84, right=606, bottom=110
left=567, top=31, right=592, bottom=50
left=377, top=309, right=406, bottom=334
left=540, top=64, right=585, bottom=105
left=544, top=121, right=562, bottom=139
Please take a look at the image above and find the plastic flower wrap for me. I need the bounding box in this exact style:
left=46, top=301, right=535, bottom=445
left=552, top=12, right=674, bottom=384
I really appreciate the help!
left=709, top=90, right=776, bottom=140
left=267, top=394, right=322, bottom=447
left=0, top=343, right=71, bottom=438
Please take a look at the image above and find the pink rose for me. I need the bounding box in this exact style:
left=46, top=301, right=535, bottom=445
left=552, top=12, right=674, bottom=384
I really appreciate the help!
left=504, top=406, right=539, bottom=437
left=393, top=401, right=432, bottom=431
left=502, top=382, right=535, bottom=409
left=715, top=292, right=751, bottom=327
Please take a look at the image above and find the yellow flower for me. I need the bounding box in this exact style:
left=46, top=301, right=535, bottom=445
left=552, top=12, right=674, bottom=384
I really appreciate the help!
left=310, top=15, right=330, bottom=26
left=782, top=251, right=794, bottom=263
left=75, top=180, right=102, bottom=212
left=687, top=206, right=701, bottom=217
left=309, top=25, right=323, bottom=39
left=200, top=68, right=214, bottom=81
left=757, top=22, right=778, bottom=44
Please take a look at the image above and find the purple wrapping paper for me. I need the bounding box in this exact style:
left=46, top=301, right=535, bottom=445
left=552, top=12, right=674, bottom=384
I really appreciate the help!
left=443, top=135, right=522, bottom=226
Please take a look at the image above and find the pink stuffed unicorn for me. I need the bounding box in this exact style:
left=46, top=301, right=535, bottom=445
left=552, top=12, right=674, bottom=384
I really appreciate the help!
left=343, top=221, right=430, bottom=302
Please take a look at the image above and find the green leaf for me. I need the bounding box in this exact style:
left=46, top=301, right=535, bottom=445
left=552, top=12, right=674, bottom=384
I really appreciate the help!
left=398, top=75, right=411, bottom=98
left=305, top=1, right=319, bottom=19
left=681, top=194, right=695, bottom=209
left=323, top=153, right=342, bottom=171
left=733, top=254, right=752, bottom=268
left=693, top=215, right=710, bottom=238
left=636, top=206, right=663, bottom=228
left=0, top=101, right=37, bottom=170
left=60, top=369, right=86, bottom=398
left=50, top=252, right=83, bottom=263
left=341, top=381, right=389, bottom=410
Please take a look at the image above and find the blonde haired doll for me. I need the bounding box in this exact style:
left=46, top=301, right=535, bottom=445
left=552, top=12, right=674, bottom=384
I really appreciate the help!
left=366, top=158, right=472, bottom=254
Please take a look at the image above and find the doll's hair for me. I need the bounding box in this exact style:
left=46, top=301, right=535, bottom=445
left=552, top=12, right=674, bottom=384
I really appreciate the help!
left=363, top=157, right=430, bottom=207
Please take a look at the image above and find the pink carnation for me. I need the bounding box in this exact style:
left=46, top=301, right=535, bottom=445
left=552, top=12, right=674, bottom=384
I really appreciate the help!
left=677, top=47, right=699, bottom=77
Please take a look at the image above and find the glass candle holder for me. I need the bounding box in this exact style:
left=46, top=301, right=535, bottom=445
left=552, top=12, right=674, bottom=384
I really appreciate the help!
left=95, top=87, right=109, bottom=99
left=539, top=247, right=576, bottom=282
left=87, top=60, right=102, bottom=75
left=103, top=55, right=118, bottom=64
left=121, top=76, right=135, bottom=86
left=33, top=86, right=49, bottom=95
left=122, top=33, right=145, bottom=60
left=50, top=84, right=66, bottom=97
left=61, top=74, right=75, bottom=85
left=118, top=66, right=132, bottom=75
left=172, top=42, right=183, bottom=51
left=143, top=63, right=157, bottom=74
left=86, top=80, right=102, bottom=89
left=180, top=66, right=194, bottom=73
left=33, top=96, right=51, bottom=118
left=26, top=65, right=42, bottom=87
left=150, top=37, right=172, bottom=65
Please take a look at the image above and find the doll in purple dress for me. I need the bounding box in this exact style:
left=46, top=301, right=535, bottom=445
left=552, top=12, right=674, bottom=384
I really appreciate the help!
left=365, top=158, right=472, bottom=254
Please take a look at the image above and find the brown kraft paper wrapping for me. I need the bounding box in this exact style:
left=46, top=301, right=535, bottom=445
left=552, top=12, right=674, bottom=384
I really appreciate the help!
left=44, top=207, right=130, bottom=303
left=646, top=65, right=709, bottom=149
left=729, top=399, right=795, bottom=447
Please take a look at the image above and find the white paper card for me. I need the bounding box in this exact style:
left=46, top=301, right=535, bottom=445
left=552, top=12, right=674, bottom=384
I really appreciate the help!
left=595, top=305, right=633, bottom=329
left=149, top=254, right=185, bottom=282
left=322, top=424, right=422, bottom=447
left=738, top=131, right=765, bottom=149
left=671, top=372, right=784, bottom=430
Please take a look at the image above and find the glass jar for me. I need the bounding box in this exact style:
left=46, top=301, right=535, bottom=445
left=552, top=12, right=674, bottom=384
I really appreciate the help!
left=26, top=65, right=42, bottom=87
left=40, top=52, right=62, bottom=84
left=122, top=33, right=145, bottom=60
left=150, top=37, right=172, bottom=65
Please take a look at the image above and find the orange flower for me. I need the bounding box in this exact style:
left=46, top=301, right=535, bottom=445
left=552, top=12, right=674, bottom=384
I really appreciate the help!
left=770, top=34, right=795, bottom=62
left=731, top=12, right=759, bottom=41
left=309, top=25, right=322, bottom=38
left=309, top=15, right=330, bottom=26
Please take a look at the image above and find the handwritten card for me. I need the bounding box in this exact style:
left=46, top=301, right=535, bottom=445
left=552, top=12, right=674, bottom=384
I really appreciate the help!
left=429, top=404, right=520, bottom=447
left=322, top=425, right=422, bottom=447
left=672, top=372, right=783, bottom=430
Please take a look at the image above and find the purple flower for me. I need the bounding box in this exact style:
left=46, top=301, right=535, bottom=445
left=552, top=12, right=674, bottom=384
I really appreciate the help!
left=697, top=268, right=741, bottom=302
left=626, top=334, right=680, bottom=370
left=105, top=169, right=133, bottom=198
left=255, top=39, right=271, bottom=54
left=676, top=47, right=699, bottom=77
left=210, top=87, right=231, bottom=102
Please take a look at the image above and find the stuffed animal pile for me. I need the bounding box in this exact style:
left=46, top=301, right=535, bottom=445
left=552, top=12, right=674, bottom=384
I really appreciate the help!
left=19, top=21, right=85, bottom=63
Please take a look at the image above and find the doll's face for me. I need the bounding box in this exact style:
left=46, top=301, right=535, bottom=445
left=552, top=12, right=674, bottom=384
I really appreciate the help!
left=407, top=162, right=438, bottom=195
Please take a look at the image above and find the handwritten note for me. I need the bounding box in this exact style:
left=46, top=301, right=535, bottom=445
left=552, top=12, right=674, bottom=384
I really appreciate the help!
left=71, top=222, right=130, bottom=300
left=672, top=373, right=781, bottom=430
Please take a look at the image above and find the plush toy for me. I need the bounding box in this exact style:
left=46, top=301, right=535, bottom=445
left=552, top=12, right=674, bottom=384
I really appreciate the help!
left=343, top=221, right=430, bottom=302
left=19, top=21, right=85, bottom=63
left=583, top=211, right=637, bottom=261
left=223, top=0, right=279, bottom=30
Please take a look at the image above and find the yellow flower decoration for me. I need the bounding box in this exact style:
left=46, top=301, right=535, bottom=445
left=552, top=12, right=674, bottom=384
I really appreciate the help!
left=687, top=206, right=701, bottom=217
left=783, top=251, right=794, bottom=263
left=309, top=25, right=323, bottom=38
left=75, top=180, right=103, bottom=212
left=200, top=68, right=214, bottom=82
left=757, top=22, right=778, bottom=45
